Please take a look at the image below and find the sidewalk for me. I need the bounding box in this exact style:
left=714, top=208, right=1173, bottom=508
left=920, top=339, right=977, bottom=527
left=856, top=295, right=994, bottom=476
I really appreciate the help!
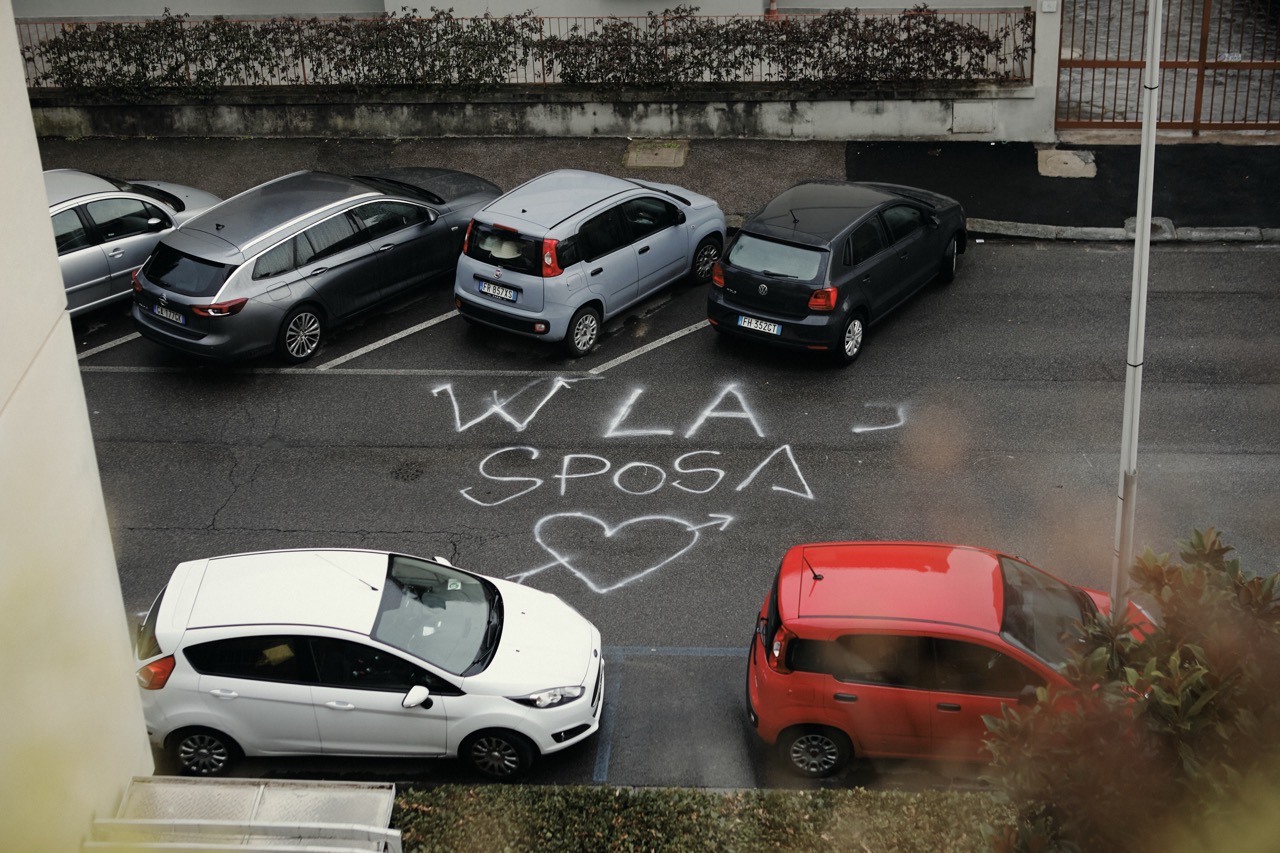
left=35, top=133, right=1280, bottom=242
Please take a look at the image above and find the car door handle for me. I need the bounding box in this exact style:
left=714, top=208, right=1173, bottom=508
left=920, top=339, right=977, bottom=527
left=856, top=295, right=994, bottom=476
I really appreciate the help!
left=898, top=252, right=910, bottom=260
left=638, top=246, right=650, bottom=255
left=377, top=243, right=396, bottom=252
left=324, top=701, right=356, bottom=711
left=208, top=689, right=238, bottom=700
left=309, top=267, right=329, bottom=275
left=937, top=702, right=962, bottom=712
left=108, top=248, right=124, bottom=258
left=590, top=267, right=604, bottom=276
left=834, top=693, right=859, bottom=703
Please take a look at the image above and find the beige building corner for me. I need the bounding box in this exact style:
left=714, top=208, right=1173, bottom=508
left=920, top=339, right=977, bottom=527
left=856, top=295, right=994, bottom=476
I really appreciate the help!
left=0, top=1, right=154, bottom=850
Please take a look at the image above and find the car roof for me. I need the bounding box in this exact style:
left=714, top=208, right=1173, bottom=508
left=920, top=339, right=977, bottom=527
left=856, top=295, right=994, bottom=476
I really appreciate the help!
left=173, top=549, right=392, bottom=636
left=44, top=168, right=123, bottom=207
left=180, top=170, right=380, bottom=252
left=777, top=541, right=1006, bottom=634
left=744, top=181, right=902, bottom=246
left=480, top=169, right=638, bottom=232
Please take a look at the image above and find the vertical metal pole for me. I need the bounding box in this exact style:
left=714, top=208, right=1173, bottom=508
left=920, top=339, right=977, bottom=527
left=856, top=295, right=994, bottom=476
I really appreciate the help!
left=1111, top=0, right=1164, bottom=602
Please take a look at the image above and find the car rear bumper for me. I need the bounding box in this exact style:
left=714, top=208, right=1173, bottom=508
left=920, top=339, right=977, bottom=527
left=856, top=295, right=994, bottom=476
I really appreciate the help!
left=707, top=291, right=843, bottom=351
left=132, top=301, right=274, bottom=362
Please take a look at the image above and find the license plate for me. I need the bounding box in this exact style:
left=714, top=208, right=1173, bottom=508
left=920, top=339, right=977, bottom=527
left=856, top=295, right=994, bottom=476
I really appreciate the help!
left=152, top=303, right=186, bottom=325
left=738, top=315, right=781, bottom=335
left=479, top=280, right=516, bottom=302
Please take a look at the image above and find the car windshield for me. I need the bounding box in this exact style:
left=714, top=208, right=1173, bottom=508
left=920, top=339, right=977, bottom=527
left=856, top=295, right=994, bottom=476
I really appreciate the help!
left=999, top=557, right=1096, bottom=668
left=370, top=555, right=499, bottom=676
left=143, top=243, right=236, bottom=296
left=726, top=233, right=824, bottom=280
left=465, top=221, right=543, bottom=276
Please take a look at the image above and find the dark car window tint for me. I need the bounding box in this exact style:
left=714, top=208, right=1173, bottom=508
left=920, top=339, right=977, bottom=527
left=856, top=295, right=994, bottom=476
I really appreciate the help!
left=621, top=197, right=678, bottom=241
left=309, top=637, right=436, bottom=692
left=881, top=205, right=925, bottom=244
left=1000, top=556, right=1093, bottom=667
left=52, top=209, right=93, bottom=254
left=85, top=197, right=167, bottom=241
left=790, top=634, right=926, bottom=688
left=253, top=238, right=298, bottom=280
left=183, top=635, right=315, bottom=684
left=726, top=233, right=823, bottom=281
left=932, top=639, right=1045, bottom=697
left=578, top=207, right=631, bottom=261
left=350, top=201, right=435, bottom=242
left=465, top=222, right=542, bottom=275
left=142, top=243, right=236, bottom=297
left=300, top=213, right=365, bottom=263
left=848, top=219, right=888, bottom=265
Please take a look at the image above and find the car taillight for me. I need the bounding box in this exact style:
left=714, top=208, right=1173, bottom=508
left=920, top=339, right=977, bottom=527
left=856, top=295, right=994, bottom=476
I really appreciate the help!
left=712, top=261, right=724, bottom=287
left=462, top=219, right=474, bottom=254
left=191, top=298, right=248, bottom=318
left=137, top=655, right=175, bottom=690
left=808, top=288, right=838, bottom=311
left=769, top=627, right=795, bottom=673
left=542, top=238, right=564, bottom=277
left=131, top=270, right=142, bottom=292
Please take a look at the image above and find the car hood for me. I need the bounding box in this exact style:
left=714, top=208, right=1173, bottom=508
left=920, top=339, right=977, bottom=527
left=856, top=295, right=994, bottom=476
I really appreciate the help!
left=462, top=578, right=597, bottom=694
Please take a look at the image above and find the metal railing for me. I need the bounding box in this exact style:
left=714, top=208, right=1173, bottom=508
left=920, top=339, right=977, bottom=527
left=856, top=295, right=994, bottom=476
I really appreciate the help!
left=17, top=10, right=1036, bottom=90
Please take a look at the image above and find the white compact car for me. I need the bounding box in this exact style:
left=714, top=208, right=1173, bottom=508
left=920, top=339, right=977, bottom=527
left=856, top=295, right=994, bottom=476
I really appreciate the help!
left=453, top=169, right=726, bottom=356
left=135, top=549, right=603, bottom=779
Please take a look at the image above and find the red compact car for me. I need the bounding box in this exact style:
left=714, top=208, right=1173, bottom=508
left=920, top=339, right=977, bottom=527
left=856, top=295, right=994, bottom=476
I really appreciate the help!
left=746, top=541, right=1149, bottom=777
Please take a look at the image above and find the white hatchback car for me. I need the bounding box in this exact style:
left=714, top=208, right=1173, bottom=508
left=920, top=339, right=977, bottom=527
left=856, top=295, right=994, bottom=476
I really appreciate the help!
left=453, top=169, right=725, bottom=356
left=135, top=549, right=603, bottom=779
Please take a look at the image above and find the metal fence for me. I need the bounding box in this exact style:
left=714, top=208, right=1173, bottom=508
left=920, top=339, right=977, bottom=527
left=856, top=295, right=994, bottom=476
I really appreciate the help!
left=16, top=11, right=1036, bottom=89
left=1058, top=0, right=1279, bottom=129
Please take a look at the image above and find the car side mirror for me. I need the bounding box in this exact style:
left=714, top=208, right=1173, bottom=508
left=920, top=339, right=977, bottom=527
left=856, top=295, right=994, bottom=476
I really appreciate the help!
left=426, top=209, right=440, bottom=225
left=1017, top=684, right=1038, bottom=708
left=677, top=210, right=687, bottom=225
left=929, top=215, right=940, bottom=229
left=147, top=217, right=167, bottom=232
left=403, top=684, right=432, bottom=709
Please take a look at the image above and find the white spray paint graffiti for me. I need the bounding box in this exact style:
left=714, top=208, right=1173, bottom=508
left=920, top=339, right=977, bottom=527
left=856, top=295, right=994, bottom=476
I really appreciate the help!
left=507, top=512, right=734, bottom=593
left=436, top=378, right=904, bottom=591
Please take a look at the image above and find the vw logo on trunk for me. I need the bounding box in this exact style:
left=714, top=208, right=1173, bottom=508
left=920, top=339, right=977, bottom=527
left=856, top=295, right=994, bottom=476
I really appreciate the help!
left=758, top=284, right=769, bottom=296
left=493, top=269, right=503, bottom=279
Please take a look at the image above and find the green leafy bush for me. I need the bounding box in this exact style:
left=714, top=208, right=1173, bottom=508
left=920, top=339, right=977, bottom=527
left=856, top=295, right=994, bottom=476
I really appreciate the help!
left=24, top=5, right=1034, bottom=98
left=984, top=528, right=1280, bottom=852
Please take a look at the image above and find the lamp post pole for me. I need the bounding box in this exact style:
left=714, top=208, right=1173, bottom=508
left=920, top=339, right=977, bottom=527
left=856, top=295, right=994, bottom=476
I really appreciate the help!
left=1111, top=0, right=1166, bottom=602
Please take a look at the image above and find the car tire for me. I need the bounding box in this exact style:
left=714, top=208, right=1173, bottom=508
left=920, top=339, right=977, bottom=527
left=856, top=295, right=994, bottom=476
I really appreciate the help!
left=938, top=234, right=959, bottom=284
left=169, top=727, right=241, bottom=777
left=277, top=304, right=324, bottom=363
left=461, top=730, right=536, bottom=781
left=692, top=235, right=722, bottom=284
left=831, top=311, right=866, bottom=367
left=779, top=726, right=852, bottom=778
left=563, top=305, right=601, bottom=357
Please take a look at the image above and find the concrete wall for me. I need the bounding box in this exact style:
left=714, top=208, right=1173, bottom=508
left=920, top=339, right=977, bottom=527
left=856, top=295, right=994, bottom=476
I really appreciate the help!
left=12, top=0, right=762, bottom=18
left=0, top=1, right=154, bottom=850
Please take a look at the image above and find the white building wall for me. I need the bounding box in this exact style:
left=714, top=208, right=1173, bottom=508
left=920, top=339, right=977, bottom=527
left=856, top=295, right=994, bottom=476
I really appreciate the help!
left=0, top=1, right=154, bottom=850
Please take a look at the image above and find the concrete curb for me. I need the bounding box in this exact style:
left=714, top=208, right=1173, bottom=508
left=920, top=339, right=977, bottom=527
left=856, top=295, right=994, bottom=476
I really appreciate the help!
left=969, top=218, right=1280, bottom=243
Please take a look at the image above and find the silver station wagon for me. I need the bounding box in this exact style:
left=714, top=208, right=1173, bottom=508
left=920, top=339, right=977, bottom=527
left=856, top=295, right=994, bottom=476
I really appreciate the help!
left=45, top=169, right=221, bottom=318
left=453, top=169, right=725, bottom=356
left=132, top=168, right=501, bottom=363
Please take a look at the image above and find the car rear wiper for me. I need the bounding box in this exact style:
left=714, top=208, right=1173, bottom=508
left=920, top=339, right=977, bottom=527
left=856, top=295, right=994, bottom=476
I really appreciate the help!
left=760, top=270, right=798, bottom=279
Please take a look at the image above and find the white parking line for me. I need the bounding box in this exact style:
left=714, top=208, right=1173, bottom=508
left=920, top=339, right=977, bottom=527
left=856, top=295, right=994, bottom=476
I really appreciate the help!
left=315, top=310, right=460, bottom=370
left=589, top=320, right=709, bottom=375
left=77, top=332, right=140, bottom=360
left=79, top=366, right=587, bottom=377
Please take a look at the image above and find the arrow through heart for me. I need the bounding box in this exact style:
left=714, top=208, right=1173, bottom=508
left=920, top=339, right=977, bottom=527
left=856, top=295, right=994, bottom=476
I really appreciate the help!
left=507, top=512, right=734, bottom=594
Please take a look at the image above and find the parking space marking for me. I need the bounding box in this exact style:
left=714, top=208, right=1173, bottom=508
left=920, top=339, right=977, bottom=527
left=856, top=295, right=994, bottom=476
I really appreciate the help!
left=589, top=321, right=709, bottom=375
left=80, top=366, right=588, bottom=377
left=77, top=333, right=140, bottom=360
left=316, top=310, right=460, bottom=369
left=592, top=646, right=741, bottom=783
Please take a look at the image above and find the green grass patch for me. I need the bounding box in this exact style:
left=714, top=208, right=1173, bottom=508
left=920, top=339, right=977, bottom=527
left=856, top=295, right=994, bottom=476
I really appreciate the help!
left=393, top=785, right=1011, bottom=852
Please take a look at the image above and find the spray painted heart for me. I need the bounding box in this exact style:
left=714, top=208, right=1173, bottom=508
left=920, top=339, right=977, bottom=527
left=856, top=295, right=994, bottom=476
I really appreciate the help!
left=507, top=512, right=734, bottom=594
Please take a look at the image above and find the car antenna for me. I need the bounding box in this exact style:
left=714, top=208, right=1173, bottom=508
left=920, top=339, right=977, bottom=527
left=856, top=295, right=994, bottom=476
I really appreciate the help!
left=807, top=562, right=823, bottom=581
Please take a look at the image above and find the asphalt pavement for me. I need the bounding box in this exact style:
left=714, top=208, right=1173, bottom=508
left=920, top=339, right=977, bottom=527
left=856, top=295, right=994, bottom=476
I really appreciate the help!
left=37, top=132, right=1280, bottom=244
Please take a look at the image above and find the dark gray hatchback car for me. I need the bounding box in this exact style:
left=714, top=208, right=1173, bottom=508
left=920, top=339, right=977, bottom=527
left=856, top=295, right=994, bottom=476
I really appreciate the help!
left=132, top=168, right=500, bottom=363
left=707, top=181, right=966, bottom=365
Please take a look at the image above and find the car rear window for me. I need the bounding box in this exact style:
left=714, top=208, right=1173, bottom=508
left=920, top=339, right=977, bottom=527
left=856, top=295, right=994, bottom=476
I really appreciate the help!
left=135, top=586, right=167, bottom=660
left=727, top=233, right=824, bottom=281
left=465, top=222, right=543, bottom=276
left=143, top=243, right=236, bottom=296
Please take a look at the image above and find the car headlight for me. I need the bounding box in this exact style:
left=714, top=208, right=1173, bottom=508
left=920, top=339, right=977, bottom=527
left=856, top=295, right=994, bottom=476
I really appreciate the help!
left=509, top=685, right=585, bottom=708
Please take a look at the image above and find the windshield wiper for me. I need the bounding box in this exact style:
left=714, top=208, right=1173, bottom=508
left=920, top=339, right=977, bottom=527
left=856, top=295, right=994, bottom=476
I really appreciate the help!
left=463, top=589, right=504, bottom=675
left=760, top=270, right=798, bottom=279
